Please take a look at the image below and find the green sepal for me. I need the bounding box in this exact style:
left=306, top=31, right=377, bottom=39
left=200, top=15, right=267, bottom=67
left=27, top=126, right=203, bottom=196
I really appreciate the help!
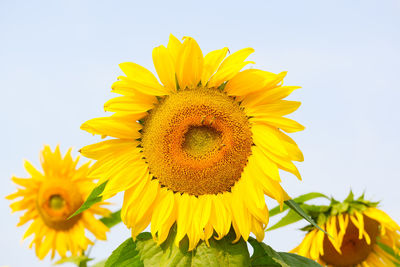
left=100, top=209, right=121, bottom=228
left=69, top=181, right=108, bottom=219
left=248, top=237, right=322, bottom=267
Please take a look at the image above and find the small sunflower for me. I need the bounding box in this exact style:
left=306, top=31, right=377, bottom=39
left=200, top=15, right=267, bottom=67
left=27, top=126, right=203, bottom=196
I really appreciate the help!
left=292, top=194, right=400, bottom=266
left=80, top=34, right=304, bottom=250
left=7, top=145, right=110, bottom=260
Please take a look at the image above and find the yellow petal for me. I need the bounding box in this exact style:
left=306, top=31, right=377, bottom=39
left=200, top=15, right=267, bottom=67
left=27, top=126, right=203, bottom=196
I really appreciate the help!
left=104, top=96, right=154, bottom=114
left=364, top=208, right=400, bottom=231
left=55, top=232, right=68, bottom=258
left=37, top=229, right=56, bottom=259
left=152, top=45, right=177, bottom=91
left=251, top=146, right=281, bottom=181
left=193, top=195, right=212, bottom=235
left=82, top=212, right=109, bottom=240
left=175, top=37, right=204, bottom=89
left=241, top=86, right=301, bottom=108
left=23, top=160, right=44, bottom=179
left=80, top=139, right=138, bottom=160
left=175, top=193, right=193, bottom=246
left=117, top=62, right=169, bottom=96
left=201, top=47, right=228, bottom=85
left=151, top=189, right=174, bottom=237
left=251, top=115, right=305, bottom=133
left=274, top=129, right=304, bottom=162
left=208, top=61, right=253, bottom=88
left=225, top=69, right=287, bottom=96
left=229, top=188, right=251, bottom=241
left=252, top=123, right=289, bottom=158
left=262, top=150, right=302, bottom=180
left=122, top=178, right=152, bottom=227
left=101, top=162, right=148, bottom=198
left=219, top=47, right=254, bottom=70
left=80, top=114, right=142, bottom=139
left=167, top=34, right=182, bottom=63
left=210, top=194, right=231, bottom=239
left=11, top=176, right=39, bottom=189
left=245, top=100, right=301, bottom=117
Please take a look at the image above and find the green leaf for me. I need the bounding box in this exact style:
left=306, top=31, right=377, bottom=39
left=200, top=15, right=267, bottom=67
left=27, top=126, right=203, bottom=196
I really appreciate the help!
left=248, top=237, right=322, bottom=267
left=267, top=209, right=303, bottom=231
left=90, top=260, right=106, bottom=267
left=105, top=234, right=148, bottom=267
left=100, top=209, right=121, bottom=228
left=293, top=193, right=329, bottom=204
left=269, top=193, right=328, bottom=217
left=69, top=181, right=108, bottom=219
left=54, top=256, right=92, bottom=266
left=284, top=200, right=328, bottom=236
left=248, top=237, right=281, bottom=267
left=106, top=228, right=251, bottom=267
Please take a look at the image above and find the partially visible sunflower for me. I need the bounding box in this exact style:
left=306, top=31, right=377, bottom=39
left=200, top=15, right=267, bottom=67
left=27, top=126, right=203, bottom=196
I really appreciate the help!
left=80, top=34, right=304, bottom=250
left=7, top=145, right=110, bottom=260
left=292, top=194, right=400, bottom=266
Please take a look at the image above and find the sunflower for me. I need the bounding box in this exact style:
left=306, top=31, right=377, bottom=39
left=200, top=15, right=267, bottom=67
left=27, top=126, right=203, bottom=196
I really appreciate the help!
left=6, top=145, right=110, bottom=260
left=292, top=199, right=400, bottom=266
left=80, top=34, right=304, bottom=250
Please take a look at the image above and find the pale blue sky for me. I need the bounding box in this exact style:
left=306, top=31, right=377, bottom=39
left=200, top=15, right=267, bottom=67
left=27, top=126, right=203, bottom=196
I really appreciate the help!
left=1, top=0, right=400, bottom=266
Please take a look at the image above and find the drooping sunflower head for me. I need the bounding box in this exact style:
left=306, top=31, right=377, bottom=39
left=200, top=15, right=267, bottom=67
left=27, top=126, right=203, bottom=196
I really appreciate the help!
left=80, top=34, right=304, bottom=250
left=292, top=193, right=400, bottom=266
left=6, top=145, right=110, bottom=260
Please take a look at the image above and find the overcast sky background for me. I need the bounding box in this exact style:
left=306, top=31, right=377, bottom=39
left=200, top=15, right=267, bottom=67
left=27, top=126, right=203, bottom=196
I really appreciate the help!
left=1, top=0, right=399, bottom=266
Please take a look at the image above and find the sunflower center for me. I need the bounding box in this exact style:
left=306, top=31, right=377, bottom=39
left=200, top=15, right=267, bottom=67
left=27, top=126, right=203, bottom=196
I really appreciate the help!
left=183, top=126, right=222, bottom=158
left=321, top=215, right=380, bottom=267
left=49, top=194, right=65, bottom=210
left=37, top=179, right=83, bottom=230
left=141, top=87, right=252, bottom=196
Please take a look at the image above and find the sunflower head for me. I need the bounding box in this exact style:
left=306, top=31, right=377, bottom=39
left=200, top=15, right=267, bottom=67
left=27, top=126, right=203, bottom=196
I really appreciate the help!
left=292, top=192, right=400, bottom=266
left=80, top=34, right=304, bottom=250
left=6, top=145, right=110, bottom=260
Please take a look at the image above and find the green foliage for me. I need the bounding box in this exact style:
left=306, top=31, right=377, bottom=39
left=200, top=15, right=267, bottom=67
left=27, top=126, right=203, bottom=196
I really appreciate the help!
left=269, top=192, right=328, bottom=217
left=54, top=255, right=92, bottom=266
left=267, top=209, right=302, bottom=231
left=284, top=200, right=327, bottom=235
left=100, top=209, right=121, bottom=228
left=248, top=237, right=322, bottom=267
left=90, top=260, right=106, bottom=267
left=105, top=235, right=145, bottom=267
left=105, top=228, right=251, bottom=267
left=69, top=181, right=108, bottom=219
left=268, top=193, right=328, bottom=234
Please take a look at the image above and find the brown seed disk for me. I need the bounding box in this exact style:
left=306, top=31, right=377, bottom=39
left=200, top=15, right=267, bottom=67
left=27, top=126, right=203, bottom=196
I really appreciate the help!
left=321, top=215, right=380, bottom=267
left=141, top=88, right=253, bottom=196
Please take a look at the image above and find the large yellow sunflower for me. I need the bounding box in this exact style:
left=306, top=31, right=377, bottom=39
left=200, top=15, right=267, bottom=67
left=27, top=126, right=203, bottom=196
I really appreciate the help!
left=7, top=145, right=110, bottom=260
left=292, top=207, right=400, bottom=266
left=80, top=34, right=304, bottom=250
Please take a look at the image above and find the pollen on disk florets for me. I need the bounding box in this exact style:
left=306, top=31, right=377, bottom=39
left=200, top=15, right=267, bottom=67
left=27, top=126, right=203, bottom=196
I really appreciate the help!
left=141, top=87, right=253, bottom=196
